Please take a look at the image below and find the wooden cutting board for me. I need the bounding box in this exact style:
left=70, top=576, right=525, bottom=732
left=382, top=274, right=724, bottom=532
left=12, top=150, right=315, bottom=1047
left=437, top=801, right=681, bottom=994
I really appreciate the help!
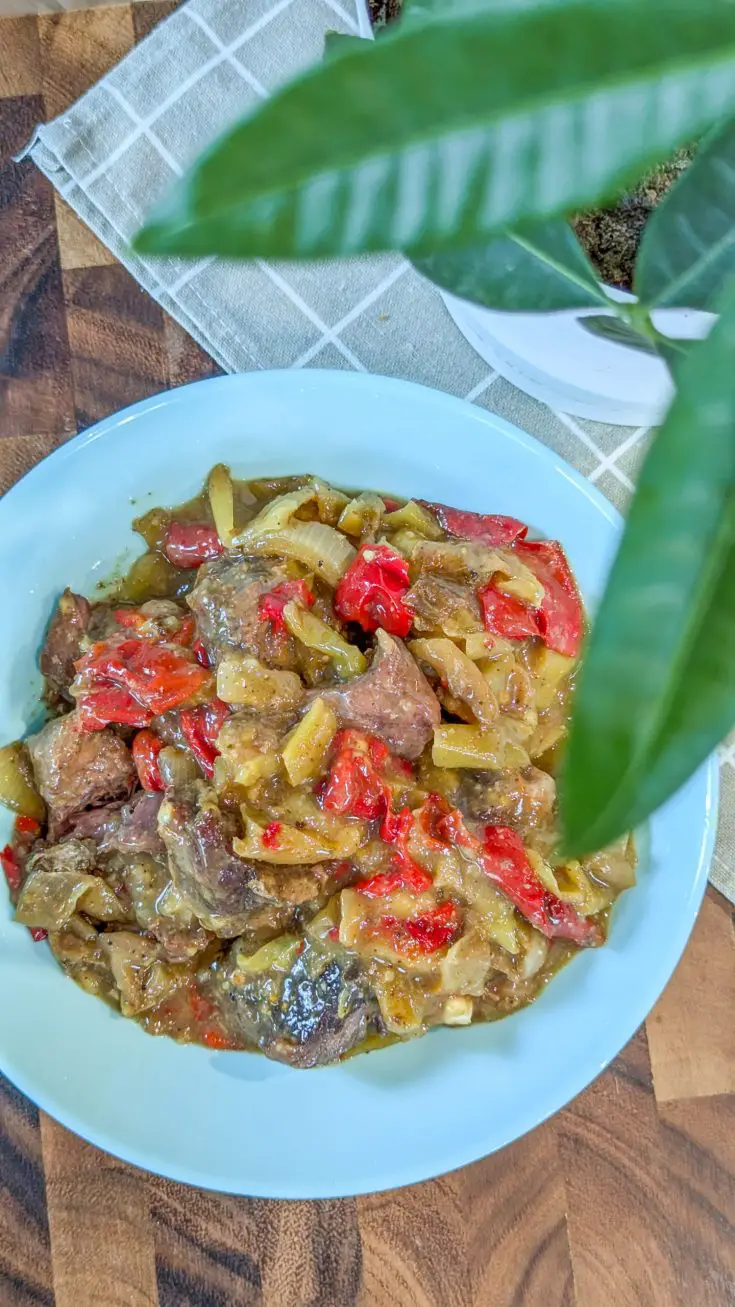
left=1, top=6, right=734, bottom=1305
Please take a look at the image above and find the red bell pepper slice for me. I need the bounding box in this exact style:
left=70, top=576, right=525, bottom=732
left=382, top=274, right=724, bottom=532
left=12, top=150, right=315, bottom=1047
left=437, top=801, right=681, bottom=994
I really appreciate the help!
left=356, top=862, right=432, bottom=898
left=258, top=579, right=315, bottom=632
left=163, top=522, right=223, bottom=569
left=192, top=639, right=211, bottom=667
left=419, top=794, right=602, bottom=947
left=29, top=928, right=48, bottom=942
left=77, top=686, right=153, bottom=731
left=132, top=729, right=164, bottom=791
left=77, top=639, right=210, bottom=720
left=180, top=698, right=229, bottom=778
left=515, top=540, right=584, bottom=658
left=321, top=731, right=390, bottom=821
left=14, top=815, right=40, bottom=839
left=171, top=615, right=196, bottom=647
left=380, top=900, right=460, bottom=955
left=261, top=821, right=282, bottom=849
left=113, top=607, right=147, bottom=631
left=478, top=583, right=540, bottom=642
left=321, top=730, right=413, bottom=822
left=422, top=501, right=528, bottom=547
left=480, top=825, right=602, bottom=945
left=334, top=545, right=412, bottom=638
left=114, top=608, right=195, bottom=648
left=1, top=845, right=22, bottom=893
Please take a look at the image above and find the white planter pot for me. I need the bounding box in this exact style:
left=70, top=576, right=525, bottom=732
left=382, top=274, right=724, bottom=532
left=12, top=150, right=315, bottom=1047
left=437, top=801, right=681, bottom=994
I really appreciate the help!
left=441, top=286, right=715, bottom=427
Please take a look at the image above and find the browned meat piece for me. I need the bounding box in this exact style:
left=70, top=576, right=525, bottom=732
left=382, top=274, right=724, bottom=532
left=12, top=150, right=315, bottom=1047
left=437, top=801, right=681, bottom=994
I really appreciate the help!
left=405, top=574, right=483, bottom=636
left=158, top=783, right=259, bottom=937
left=214, top=938, right=378, bottom=1068
left=158, top=783, right=348, bottom=940
left=40, top=590, right=91, bottom=699
left=321, top=629, right=440, bottom=759
left=27, top=713, right=136, bottom=839
left=460, top=765, right=556, bottom=834
left=186, top=554, right=291, bottom=664
left=67, top=791, right=164, bottom=855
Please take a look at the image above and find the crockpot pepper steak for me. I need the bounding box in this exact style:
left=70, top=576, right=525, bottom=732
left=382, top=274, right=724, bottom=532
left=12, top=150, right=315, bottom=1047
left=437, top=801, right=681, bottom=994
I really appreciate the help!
left=0, top=470, right=635, bottom=1068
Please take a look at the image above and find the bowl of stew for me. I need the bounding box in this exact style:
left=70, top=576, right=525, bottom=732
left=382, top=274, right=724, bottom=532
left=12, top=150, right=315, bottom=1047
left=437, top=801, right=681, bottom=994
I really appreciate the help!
left=0, top=370, right=716, bottom=1197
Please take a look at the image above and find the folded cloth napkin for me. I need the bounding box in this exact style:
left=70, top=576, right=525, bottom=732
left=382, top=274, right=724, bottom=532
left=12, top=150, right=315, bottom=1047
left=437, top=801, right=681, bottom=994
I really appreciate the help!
left=22, top=0, right=733, bottom=901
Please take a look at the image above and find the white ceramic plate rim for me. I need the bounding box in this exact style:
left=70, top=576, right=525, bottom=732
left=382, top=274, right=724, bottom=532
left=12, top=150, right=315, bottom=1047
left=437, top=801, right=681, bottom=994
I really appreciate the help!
left=441, top=290, right=715, bottom=427
left=0, top=371, right=717, bottom=1197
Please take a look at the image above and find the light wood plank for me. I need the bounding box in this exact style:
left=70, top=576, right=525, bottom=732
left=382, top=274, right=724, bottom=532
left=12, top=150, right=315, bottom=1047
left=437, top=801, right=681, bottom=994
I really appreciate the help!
left=0, top=17, right=41, bottom=97
left=54, top=194, right=115, bottom=270
left=646, top=892, right=735, bottom=1102
left=359, top=1174, right=469, bottom=1307
left=38, top=4, right=134, bottom=117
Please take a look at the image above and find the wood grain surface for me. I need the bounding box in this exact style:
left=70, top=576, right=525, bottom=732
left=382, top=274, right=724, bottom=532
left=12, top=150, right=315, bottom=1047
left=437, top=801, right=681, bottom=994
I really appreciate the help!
left=0, top=6, right=734, bottom=1305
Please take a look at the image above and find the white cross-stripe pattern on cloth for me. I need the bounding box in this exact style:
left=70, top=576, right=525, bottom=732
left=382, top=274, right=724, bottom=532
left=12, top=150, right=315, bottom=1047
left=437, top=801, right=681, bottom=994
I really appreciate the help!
left=24, top=0, right=733, bottom=903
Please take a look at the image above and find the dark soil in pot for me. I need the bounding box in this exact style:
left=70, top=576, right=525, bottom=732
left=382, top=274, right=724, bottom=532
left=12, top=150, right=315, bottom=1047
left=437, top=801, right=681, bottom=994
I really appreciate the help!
left=573, top=148, right=694, bottom=292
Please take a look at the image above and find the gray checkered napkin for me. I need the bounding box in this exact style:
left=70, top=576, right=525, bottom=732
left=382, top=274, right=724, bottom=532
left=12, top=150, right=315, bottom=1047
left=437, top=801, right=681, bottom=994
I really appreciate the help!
left=23, top=0, right=734, bottom=901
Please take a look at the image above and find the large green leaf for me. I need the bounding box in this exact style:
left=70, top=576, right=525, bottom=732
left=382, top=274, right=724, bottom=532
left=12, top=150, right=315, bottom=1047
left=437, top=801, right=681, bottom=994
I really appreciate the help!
left=634, top=118, right=735, bottom=310
left=135, top=0, right=735, bottom=260
left=578, top=314, right=657, bottom=354
left=415, top=221, right=608, bottom=311
left=560, top=279, right=735, bottom=856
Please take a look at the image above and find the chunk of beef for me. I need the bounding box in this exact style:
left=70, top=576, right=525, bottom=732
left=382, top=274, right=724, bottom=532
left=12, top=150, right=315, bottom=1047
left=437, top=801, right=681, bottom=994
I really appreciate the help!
left=158, top=783, right=261, bottom=937
left=186, top=554, right=291, bottom=664
left=40, top=590, right=91, bottom=700
left=114, top=792, right=165, bottom=853
left=67, top=791, right=164, bottom=855
left=405, top=574, right=483, bottom=636
left=321, top=629, right=440, bottom=759
left=214, top=939, right=377, bottom=1068
left=158, top=782, right=346, bottom=940
left=27, top=712, right=136, bottom=839
left=460, top=765, right=556, bottom=834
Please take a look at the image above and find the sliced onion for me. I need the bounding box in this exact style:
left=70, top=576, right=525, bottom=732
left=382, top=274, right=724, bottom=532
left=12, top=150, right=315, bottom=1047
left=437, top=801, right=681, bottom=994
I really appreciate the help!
left=207, top=464, right=235, bottom=547
left=157, top=745, right=198, bottom=788
left=232, top=485, right=317, bottom=546
left=248, top=522, right=356, bottom=586
left=0, top=743, right=45, bottom=822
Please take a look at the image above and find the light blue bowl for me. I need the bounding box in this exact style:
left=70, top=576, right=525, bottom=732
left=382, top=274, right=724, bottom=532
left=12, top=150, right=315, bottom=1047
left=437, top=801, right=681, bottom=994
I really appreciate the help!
left=0, top=371, right=716, bottom=1197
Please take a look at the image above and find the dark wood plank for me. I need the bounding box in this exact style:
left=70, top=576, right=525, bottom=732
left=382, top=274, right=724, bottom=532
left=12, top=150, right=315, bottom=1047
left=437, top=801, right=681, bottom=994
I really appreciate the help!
left=132, top=0, right=181, bottom=45
left=0, top=432, right=68, bottom=496
left=63, top=263, right=169, bottom=428
left=40, top=1114, right=158, bottom=1307
left=149, top=1176, right=261, bottom=1307
left=163, top=314, right=223, bottom=388
left=0, top=1076, right=53, bottom=1307
left=0, top=94, right=75, bottom=439
left=252, top=1199, right=361, bottom=1307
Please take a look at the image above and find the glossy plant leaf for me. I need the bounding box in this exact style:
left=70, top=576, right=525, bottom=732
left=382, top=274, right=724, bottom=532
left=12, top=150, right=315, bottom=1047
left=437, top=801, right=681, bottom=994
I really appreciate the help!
left=635, top=118, right=735, bottom=310
left=561, top=278, right=735, bottom=856
left=324, top=32, right=367, bottom=59
left=578, top=314, right=657, bottom=354
left=135, top=0, right=735, bottom=260
left=415, top=221, right=608, bottom=311
left=654, top=332, right=696, bottom=378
